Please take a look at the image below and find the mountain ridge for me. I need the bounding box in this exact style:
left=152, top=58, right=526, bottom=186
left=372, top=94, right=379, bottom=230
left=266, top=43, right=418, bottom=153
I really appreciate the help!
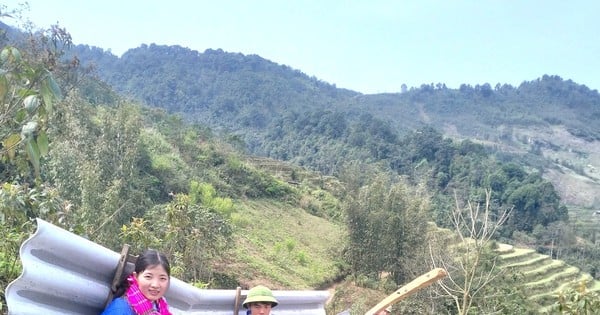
left=71, top=43, right=600, bottom=211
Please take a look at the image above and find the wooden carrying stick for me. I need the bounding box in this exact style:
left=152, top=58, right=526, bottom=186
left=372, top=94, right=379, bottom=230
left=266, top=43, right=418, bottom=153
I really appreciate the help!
left=104, top=244, right=131, bottom=308
left=364, top=268, right=447, bottom=315
left=233, top=286, right=242, bottom=315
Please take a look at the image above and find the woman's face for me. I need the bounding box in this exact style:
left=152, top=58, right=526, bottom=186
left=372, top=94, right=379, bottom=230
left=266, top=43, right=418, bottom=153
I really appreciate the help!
left=135, top=264, right=170, bottom=301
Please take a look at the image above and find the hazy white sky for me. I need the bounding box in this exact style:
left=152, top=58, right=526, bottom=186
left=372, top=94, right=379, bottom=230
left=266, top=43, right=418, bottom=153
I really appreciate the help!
left=3, top=0, right=599, bottom=94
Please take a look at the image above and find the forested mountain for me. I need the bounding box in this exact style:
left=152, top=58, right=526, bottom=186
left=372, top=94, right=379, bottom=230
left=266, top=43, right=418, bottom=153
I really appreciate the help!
left=73, top=43, right=600, bottom=210
left=73, top=43, right=600, bottom=142
left=71, top=41, right=600, bottom=277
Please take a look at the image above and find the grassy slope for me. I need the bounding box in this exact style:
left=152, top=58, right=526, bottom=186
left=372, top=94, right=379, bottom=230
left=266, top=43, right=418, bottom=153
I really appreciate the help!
left=213, top=198, right=345, bottom=289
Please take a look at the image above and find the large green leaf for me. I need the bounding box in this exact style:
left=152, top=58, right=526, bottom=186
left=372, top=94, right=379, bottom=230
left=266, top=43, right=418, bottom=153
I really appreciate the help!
left=2, top=133, right=21, bottom=160
left=37, top=130, right=49, bottom=156
left=0, top=75, right=7, bottom=100
left=47, top=73, right=62, bottom=97
left=40, top=80, right=53, bottom=115
left=25, top=138, right=41, bottom=177
left=40, top=73, right=61, bottom=115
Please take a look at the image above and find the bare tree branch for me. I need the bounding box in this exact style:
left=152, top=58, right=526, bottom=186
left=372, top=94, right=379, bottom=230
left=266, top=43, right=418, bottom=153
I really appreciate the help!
left=429, top=189, right=513, bottom=314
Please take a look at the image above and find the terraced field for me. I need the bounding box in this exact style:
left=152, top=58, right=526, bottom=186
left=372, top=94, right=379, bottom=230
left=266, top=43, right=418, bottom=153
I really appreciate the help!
left=497, top=243, right=600, bottom=313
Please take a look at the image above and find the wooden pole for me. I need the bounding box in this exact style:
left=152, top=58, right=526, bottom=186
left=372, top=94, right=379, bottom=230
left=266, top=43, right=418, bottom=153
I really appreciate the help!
left=233, top=286, right=242, bottom=315
left=364, top=268, right=447, bottom=315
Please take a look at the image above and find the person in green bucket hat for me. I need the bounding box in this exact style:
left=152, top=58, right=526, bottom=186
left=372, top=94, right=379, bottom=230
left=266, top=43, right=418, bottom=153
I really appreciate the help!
left=242, top=285, right=279, bottom=315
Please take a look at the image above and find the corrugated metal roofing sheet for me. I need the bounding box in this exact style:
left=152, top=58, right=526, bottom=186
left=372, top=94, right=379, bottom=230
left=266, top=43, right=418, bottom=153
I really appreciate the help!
left=6, top=218, right=329, bottom=315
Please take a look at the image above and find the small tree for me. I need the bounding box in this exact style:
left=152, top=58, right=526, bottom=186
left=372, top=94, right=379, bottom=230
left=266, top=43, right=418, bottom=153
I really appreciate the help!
left=120, top=192, right=233, bottom=285
left=0, top=9, right=71, bottom=311
left=343, top=172, right=430, bottom=286
left=0, top=7, right=71, bottom=180
left=430, top=189, right=513, bottom=314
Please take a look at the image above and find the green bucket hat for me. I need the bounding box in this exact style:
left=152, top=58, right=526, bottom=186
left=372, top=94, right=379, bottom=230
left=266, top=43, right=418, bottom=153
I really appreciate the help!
left=242, top=285, right=279, bottom=308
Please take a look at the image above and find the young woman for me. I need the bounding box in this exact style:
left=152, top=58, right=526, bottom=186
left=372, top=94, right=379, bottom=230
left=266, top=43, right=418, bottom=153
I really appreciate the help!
left=101, top=249, right=172, bottom=315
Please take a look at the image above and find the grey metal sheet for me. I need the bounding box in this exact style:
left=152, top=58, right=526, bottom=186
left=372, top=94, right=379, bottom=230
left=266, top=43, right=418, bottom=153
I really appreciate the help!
left=6, top=218, right=328, bottom=314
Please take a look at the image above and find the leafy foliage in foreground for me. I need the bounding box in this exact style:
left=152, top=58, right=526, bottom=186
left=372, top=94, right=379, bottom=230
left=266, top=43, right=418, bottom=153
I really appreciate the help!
left=551, top=282, right=600, bottom=315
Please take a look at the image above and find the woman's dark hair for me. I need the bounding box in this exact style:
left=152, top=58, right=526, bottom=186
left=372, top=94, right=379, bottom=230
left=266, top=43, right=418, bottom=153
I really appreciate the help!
left=113, top=249, right=171, bottom=298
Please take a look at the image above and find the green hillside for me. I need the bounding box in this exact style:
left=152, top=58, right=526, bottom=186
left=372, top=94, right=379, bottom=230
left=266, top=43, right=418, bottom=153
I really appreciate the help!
left=3, top=12, right=600, bottom=314
left=219, top=199, right=345, bottom=288
left=71, top=44, right=600, bottom=216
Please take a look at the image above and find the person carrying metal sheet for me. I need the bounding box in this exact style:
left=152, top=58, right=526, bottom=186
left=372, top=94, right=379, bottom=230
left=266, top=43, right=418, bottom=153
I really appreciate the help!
left=101, top=249, right=173, bottom=315
left=242, top=285, right=279, bottom=315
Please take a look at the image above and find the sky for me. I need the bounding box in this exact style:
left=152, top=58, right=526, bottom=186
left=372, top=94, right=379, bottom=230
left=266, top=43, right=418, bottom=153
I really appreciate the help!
left=2, top=0, right=600, bottom=94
